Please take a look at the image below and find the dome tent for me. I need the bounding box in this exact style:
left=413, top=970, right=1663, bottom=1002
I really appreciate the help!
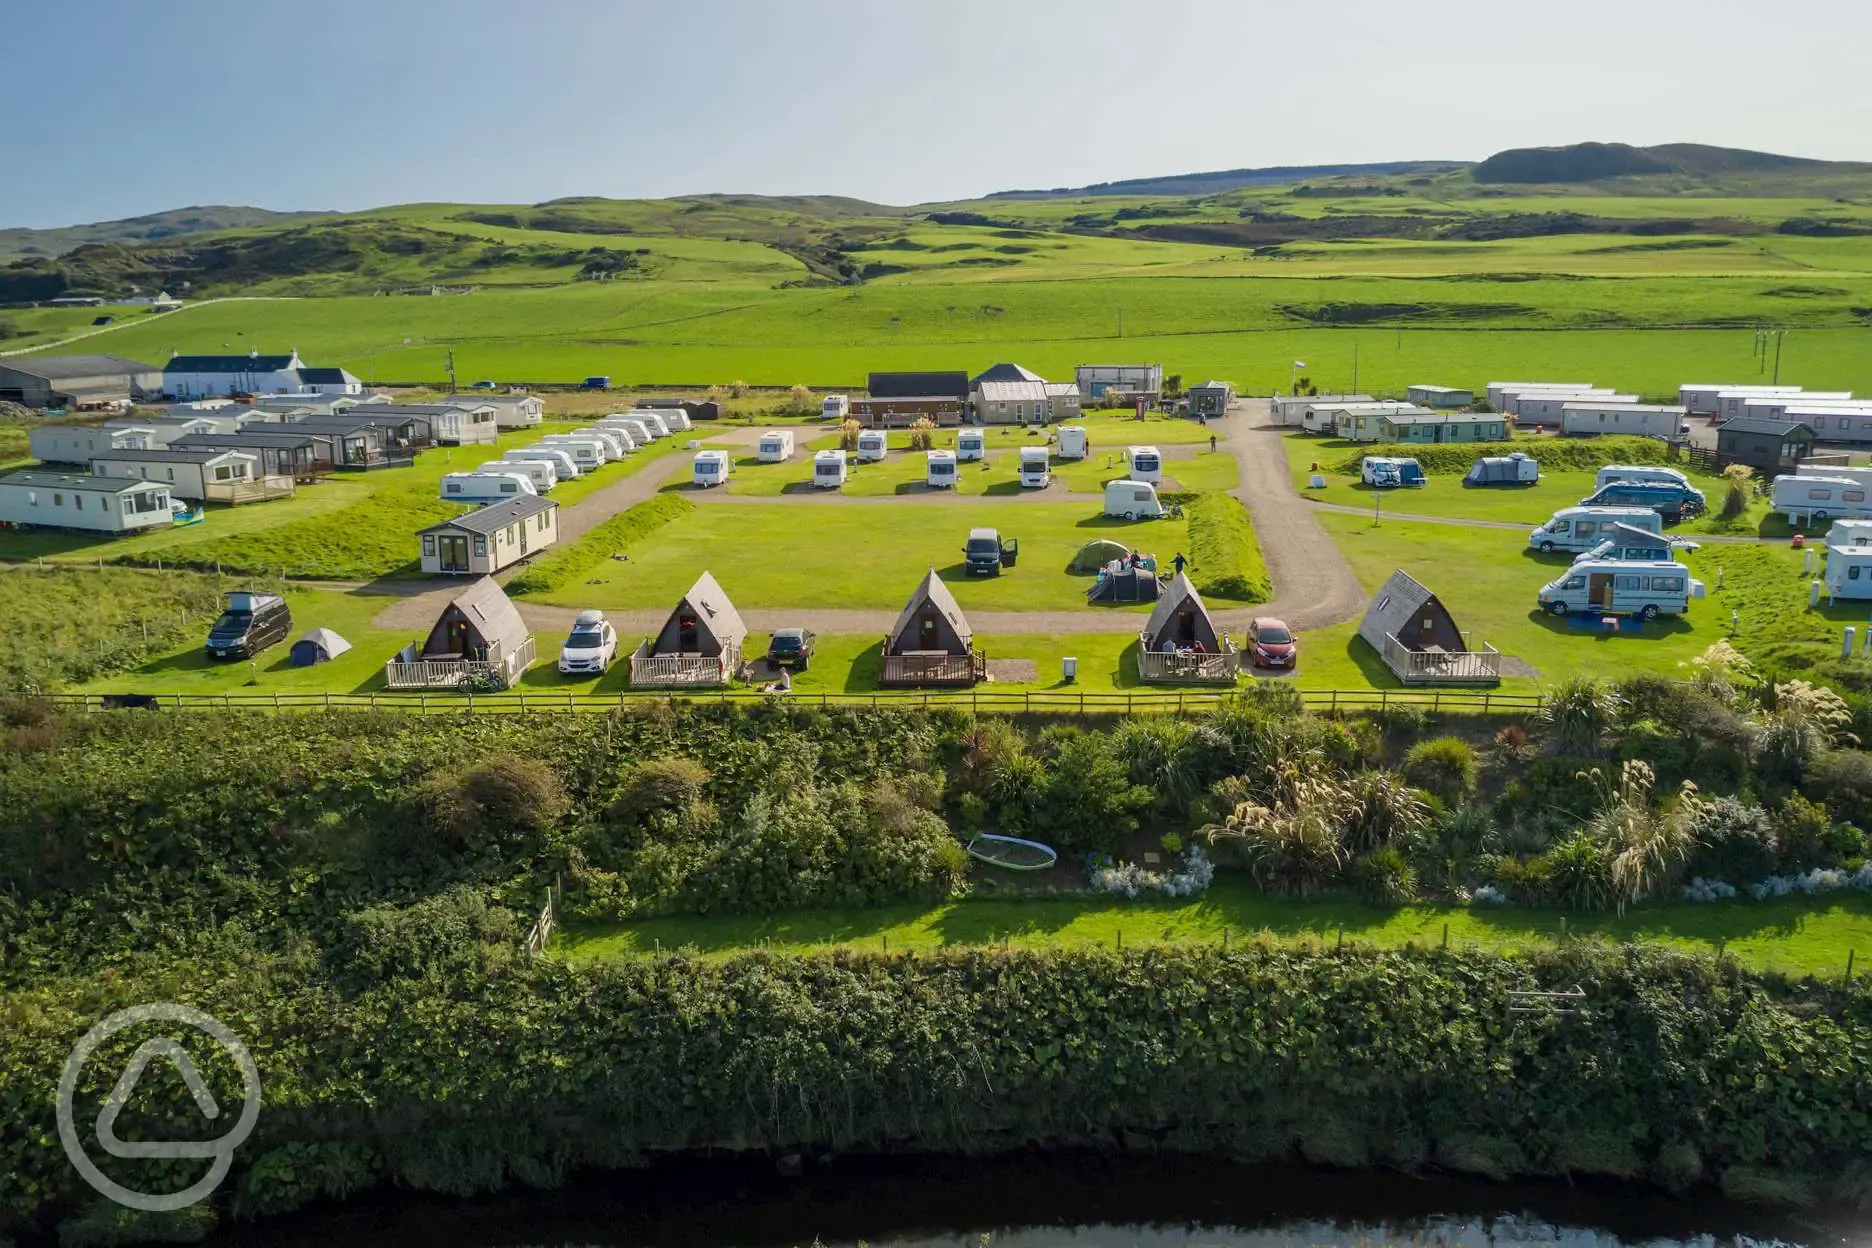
left=289, top=627, right=352, bottom=666
left=1070, top=538, right=1132, bottom=573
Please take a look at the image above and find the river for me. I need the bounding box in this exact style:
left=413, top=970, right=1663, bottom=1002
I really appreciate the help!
left=200, top=1154, right=1872, bottom=1247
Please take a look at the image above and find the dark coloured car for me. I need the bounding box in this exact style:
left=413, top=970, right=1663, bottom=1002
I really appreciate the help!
left=768, top=627, right=816, bottom=669
left=1247, top=617, right=1297, bottom=669
left=205, top=590, right=292, bottom=660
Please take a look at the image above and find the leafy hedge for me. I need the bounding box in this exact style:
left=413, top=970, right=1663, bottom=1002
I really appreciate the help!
left=1179, top=491, right=1271, bottom=603
left=1331, top=435, right=1670, bottom=478
left=506, top=493, right=693, bottom=596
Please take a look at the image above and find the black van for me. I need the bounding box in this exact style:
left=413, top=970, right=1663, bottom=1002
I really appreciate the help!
left=205, top=591, right=293, bottom=660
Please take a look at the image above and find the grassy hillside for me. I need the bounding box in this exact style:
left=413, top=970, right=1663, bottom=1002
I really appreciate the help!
left=0, top=204, right=328, bottom=262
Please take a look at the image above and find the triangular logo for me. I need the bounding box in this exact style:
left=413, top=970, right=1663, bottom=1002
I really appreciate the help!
left=94, top=1038, right=224, bottom=1160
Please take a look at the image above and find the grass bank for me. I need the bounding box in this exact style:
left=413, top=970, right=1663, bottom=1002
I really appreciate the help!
left=1182, top=491, right=1271, bottom=603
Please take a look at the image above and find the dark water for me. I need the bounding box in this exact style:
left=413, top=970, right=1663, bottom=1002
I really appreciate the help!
left=201, top=1154, right=1872, bottom=1248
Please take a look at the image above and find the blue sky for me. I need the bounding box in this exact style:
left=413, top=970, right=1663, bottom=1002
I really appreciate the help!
left=6, top=0, right=1870, bottom=227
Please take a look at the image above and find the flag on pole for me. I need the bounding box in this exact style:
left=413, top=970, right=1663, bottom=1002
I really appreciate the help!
left=1293, top=360, right=1306, bottom=368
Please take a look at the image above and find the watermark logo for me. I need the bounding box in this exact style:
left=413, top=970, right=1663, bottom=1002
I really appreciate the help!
left=57, top=1003, right=261, bottom=1212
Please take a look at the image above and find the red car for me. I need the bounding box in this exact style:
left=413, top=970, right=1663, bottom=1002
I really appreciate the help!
left=1247, top=617, right=1297, bottom=669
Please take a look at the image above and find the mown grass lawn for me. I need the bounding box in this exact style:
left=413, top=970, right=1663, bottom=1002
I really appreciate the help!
left=557, top=874, right=1872, bottom=980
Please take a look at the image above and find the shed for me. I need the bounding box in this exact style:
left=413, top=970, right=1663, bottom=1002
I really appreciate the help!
left=0, top=354, right=162, bottom=409
left=385, top=577, right=536, bottom=689
left=289, top=628, right=353, bottom=666
left=1136, top=571, right=1239, bottom=683
left=1715, top=417, right=1815, bottom=474
left=1187, top=380, right=1234, bottom=419
left=1357, top=570, right=1500, bottom=685
left=880, top=569, right=984, bottom=686
left=629, top=571, right=748, bottom=687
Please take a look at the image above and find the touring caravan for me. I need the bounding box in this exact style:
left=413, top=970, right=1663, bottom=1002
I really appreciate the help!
left=481, top=459, right=556, bottom=492
left=659, top=409, right=693, bottom=433
left=439, top=471, right=537, bottom=504
left=592, top=419, right=643, bottom=451
left=508, top=446, right=581, bottom=479
left=1827, top=518, right=1872, bottom=547
left=1797, top=464, right=1872, bottom=491
left=635, top=412, right=671, bottom=439
left=610, top=417, right=654, bottom=446
left=1595, top=464, right=1691, bottom=490
left=1057, top=425, right=1089, bottom=460
left=1772, top=474, right=1872, bottom=526
left=926, top=449, right=958, bottom=488
left=537, top=435, right=610, bottom=469
left=813, top=449, right=848, bottom=488
left=572, top=427, right=631, bottom=459
left=1104, top=479, right=1166, bottom=520
left=856, top=430, right=888, bottom=462
left=757, top=430, right=795, bottom=462
left=821, top=394, right=850, bottom=421
left=1578, top=480, right=1705, bottom=522
left=1125, top=445, right=1163, bottom=483
left=1538, top=559, right=1704, bottom=619
left=692, top=450, right=732, bottom=487
left=956, top=429, right=986, bottom=461
left=1019, top=445, right=1051, bottom=489
left=1362, top=456, right=1426, bottom=488
left=1464, top=452, right=1537, bottom=487
left=1825, top=544, right=1872, bottom=601
left=1528, top=506, right=1662, bottom=554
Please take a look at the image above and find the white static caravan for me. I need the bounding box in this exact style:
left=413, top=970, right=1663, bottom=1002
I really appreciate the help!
left=1678, top=384, right=1777, bottom=417
left=1824, top=544, right=1872, bottom=601
left=1740, top=393, right=1854, bottom=423
left=956, top=428, right=986, bottom=461
left=29, top=423, right=156, bottom=464
left=926, top=449, right=958, bottom=488
left=507, top=446, right=581, bottom=479
left=1104, top=479, right=1166, bottom=520
left=1595, top=464, right=1691, bottom=490
left=1715, top=387, right=1803, bottom=424
left=1538, top=559, right=1704, bottom=620
left=821, top=394, right=850, bottom=421
left=1528, top=506, right=1663, bottom=554
left=1488, top=382, right=1596, bottom=413
left=440, top=471, right=537, bottom=504
left=757, top=430, right=795, bottom=462
left=0, top=469, right=174, bottom=533
left=812, top=449, right=848, bottom=488
left=1512, top=391, right=1633, bottom=427
left=1018, top=445, right=1051, bottom=488
left=855, top=430, right=888, bottom=462
left=537, top=435, right=610, bottom=469
left=88, top=448, right=265, bottom=503
left=691, top=450, right=732, bottom=487
left=480, top=459, right=556, bottom=492
left=1056, top=425, right=1089, bottom=460
left=1787, top=404, right=1872, bottom=444
left=1125, top=445, right=1163, bottom=483
left=1560, top=403, right=1687, bottom=439
left=1771, top=475, right=1872, bottom=526
left=1271, top=393, right=1370, bottom=427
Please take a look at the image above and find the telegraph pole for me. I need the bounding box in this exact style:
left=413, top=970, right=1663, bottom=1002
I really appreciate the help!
left=1772, top=330, right=1785, bottom=385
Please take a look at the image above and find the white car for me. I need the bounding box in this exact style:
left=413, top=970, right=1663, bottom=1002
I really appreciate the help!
left=557, top=609, right=618, bottom=675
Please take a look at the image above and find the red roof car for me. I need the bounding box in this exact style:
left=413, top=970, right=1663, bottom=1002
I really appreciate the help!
left=1247, top=617, right=1297, bottom=669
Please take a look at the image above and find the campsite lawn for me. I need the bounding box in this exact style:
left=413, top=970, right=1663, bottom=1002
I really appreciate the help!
left=690, top=444, right=1239, bottom=498
left=556, top=874, right=1872, bottom=980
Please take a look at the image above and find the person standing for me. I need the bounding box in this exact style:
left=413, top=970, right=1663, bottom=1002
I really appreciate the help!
left=1173, top=551, right=1188, bottom=577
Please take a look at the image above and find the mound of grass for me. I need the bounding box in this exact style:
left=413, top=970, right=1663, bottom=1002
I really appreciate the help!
left=1331, top=435, right=1668, bottom=477
left=1180, top=491, right=1270, bottom=603
left=506, top=494, right=693, bottom=596
left=0, top=566, right=240, bottom=691
left=125, top=487, right=454, bottom=581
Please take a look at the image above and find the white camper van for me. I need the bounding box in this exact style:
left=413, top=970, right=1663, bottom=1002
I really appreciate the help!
left=855, top=430, right=888, bottom=462
left=757, top=430, right=795, bottom=462
left=821, top=394, right=850, bottom=421
left=956, top=429, right=986, bottom=461
left=1104, top=479, right=1165, bottom=520
left=1773, top=474, right=1872, bottom=526
left=813, top=449, right=848, bottom=488
left=508, top=446, right=581, bottom=479
left=926, top=449, right=958, bottom=489
left=481, top=459, right=556, bottom=492
left=1528, top=506, right=1662, bottom=554
left=1057, top=425, right=1088, bottom=460
left=692, top=449, right=732, bottom=487
left=1018, top=445, right=1051, bottom=489
left=1538, top=559, right=1704, bottom=620
left=439, top=471, right=537, bottom=504
left=1125, top=445, right=1163, bottom=483
left=1594, top=464, right=1692, bottom=490
left=539, top=435, right=610, bottom=468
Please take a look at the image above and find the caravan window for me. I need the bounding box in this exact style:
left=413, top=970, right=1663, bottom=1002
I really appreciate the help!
left=1809, top=487, right=1832, bottom=500
left=1852, top=566, right=1863, bottom=581
left=1816, top=417, right=1828, bottom=428
left=1651, top=575, right=1686, bottom=593
left=1849, top=491, right=1866, bottom=503
left=473, top=535, right=487, bottom=557
left=1615, top=575, right=1641, bottom=590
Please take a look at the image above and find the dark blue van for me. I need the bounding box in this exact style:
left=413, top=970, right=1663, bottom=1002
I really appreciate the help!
left=1578, top=480, right=1706, bottom=522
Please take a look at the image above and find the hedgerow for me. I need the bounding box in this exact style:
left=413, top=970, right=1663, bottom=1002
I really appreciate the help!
left=1177, top=491, right=1271, bottom=602
left=1330, top=434, right=1669, bottom=477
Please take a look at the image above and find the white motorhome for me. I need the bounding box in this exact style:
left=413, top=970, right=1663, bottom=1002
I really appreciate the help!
left=821, top=394, right=850, bottom=421
left=926, top=449, right=958, bottom=488
left=1018, top=445, right=1051, bottom=488
left=439, top=471, right=537, bottom=503
left=956, top=429, right=986, bottom=461
left=1104, top=478, right=1165, bottom=520
left=1538, top=559, right=1704, bottom=620
left=1057, top=425, right=1089, bottom=460
left=508, top=446, right=581, bottom=479
left=481, top=459, right=556, bottom=492
left=692, top=449, right=732, bottom=487
left=1595, top=464, right=1691, bottom=490
left=855, top=430, right=888, bottom=462
left=757, top=430, right=795, bottom=462
left=1528, top=506, right=1663, bottom=554
left=813, top=449, right=848, bottom=488
left=1772, top=474, right=1872, bottom=526
left=1125, top=445, right=1163, bottom=483
left=537, top=435, right=610, bottom=468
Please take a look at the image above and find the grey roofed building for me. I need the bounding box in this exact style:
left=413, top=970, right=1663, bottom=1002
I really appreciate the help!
left=649, top=571, right=748, bottom=657
left=868, top=371, right=970, bottom=401
left=1355, top=568, right=1501, bottom=686
left=0, top=468, right=169, bottom=494
left=0, top=354, right=163, bottom=407
left=971, top=362, right=1045, bottom=386
left=885, top=567, right=973, bottom=654
left=171, top=429, right=326, bottom=449
left=295, top=367, right=358, bottom=385
left=416, top=577, right=530, bottom=661
left=1717, top=416, right=1811, bottom=439
left=975, top=380, right=1049, bottom=403
left=164, top=353, right=299, bottom=374
left=420, top=494, right=555, bottom=535
left=0, top=353, right=158, bottom=380
left=86, top=447, right=255, bottom=466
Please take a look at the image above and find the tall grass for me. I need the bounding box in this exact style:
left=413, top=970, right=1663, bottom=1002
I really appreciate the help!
left=0, top=566, right=241, bottom=690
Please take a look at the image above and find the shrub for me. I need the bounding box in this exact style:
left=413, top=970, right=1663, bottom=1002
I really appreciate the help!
left=1537, top=677, right=1623, bottom=754
left=1401, top=737, right=1479, bottom=804
left=1035, top=733, right=1151, bottom=851
left=336, top=885, right=520, bottom=980
left=1108, top=717, right=1209, bottom=815
left=1771, top=793, right=1849, bottom=872
left=1204, top=769, right=1351, bottom=895
left=906, top=416, right=936, bottom=450
left=784, top=383, right=815, bottom=414
left=612, top=757, right=710, bottom=822
left=1805, top=748, right=1872, bottom=824
left=407, top=756, right=568, bottom=850
left=837, top=418, right=862, bottom=451
left=1340, top=770, right=1429, bottom=854
left=1538, top=832, right=1615, bottom=911
left=1348, top=846, right=1418, bottom=906
left=1755, top=681, right=1857, bottom=781
left=1370, top=704, right=1429, bottom=745
left=1719, top=463, right=1755, bottom=521
left=1578, top=760, right=1698, bottom=908
left=1686, top=795, right=1778, bottom=884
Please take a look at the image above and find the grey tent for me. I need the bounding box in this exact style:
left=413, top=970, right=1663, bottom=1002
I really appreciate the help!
left=1088, top=566, right=1162, bottom=603
left=649, top=571, right=748, bottom=658
left=1070, top=538, right=1132, bottom=574
left=1140, top=571, right=1223, bottom=652
left=1357, top=569, right=1500, bottom=685
left=1463, top=452, right=1538, bottom=487
left=289, top=627, right=352, bottom=666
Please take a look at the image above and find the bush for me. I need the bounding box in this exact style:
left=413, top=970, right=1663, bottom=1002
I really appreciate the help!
left=504, top=494, right=693, bottom=595
left=837, top=418, right=862, bottom=451
left=1805, top=748, right=1872, bottom=824
left=336, top=885, right=520, bottom=980
left=1401, top=737, right=1479, bottom=804
left=906, top=416, right=936, bottom=450
left=1348, top=846, right=1418, bottom=906
left=612, top=757, right=710, bottom=822
left=1686, top=795, right=1777, bottom=884
left=1538, top=832, right=1615, bottom=911
left=1719, top=463, right=1755, bottom=521
left=407, top=756, right=569, bottom=850
left=1538, top=677, right=1623, bottom=754
left=1340, top=769, right=1429, bottom=853
left=1035, top=733, right=1151, bottom=851
left=1771, top=793, right=1852, bottom=872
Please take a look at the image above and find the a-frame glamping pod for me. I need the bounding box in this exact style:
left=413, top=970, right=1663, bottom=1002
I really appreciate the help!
left=385, top=576, right=536, bottom=689
left=879, top=568, right=986, bottom=686
left=1357, top=568, right=1501, bottom=685
left=1136, top=571, right=1240, bottom=683
left=629, top=571, right=748, bottom=687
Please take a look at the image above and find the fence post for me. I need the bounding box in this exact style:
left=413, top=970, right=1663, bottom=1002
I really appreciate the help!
left=1847, top=949, right=1856, bottom=981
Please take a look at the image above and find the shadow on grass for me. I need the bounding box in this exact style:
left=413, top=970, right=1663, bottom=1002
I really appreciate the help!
left=1525, top=608, right=1694, bottom=641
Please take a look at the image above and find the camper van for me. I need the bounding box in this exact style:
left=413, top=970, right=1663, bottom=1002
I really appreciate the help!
left=1057, top=425, right=1089, bottom=460
left=821, top=394, right=850, bottom=421
left=205, top=590, right=292, bottom=661
left=692, top=450, right=732, bottom=487
left=926, top=449, right=958, bottom=488
left=480, top=459, right=556, bottom=492
left=956, top=429, right=986, bottom=461
left=439, top=471, right=538, bottom=503
left=813, top=449, right=848, bottom=488
left=1528, top=506, right=1662, bottom=554
left=1595, top=464, right=1691, bottom=490
left=1361, top=456, right=1425, bottom=488
left=538, top=435, right=610, bottom=468
left=1538, top=559, right=1704, bottom=620
left=856, top=430, right=889, bottom=463
left=1104, top=479, right=1165, bottom=520
left=757, top=430, right=795, bottom=462
left=507, top=446, right=581, bottom=479
left=1772, top=474, right=1872, bottom=526
left=1019, top=445, right=1051, bottom=489
left=1463, top=452, right=1537, bottom=487
left=1126, top=445, right=1162, bottom=483
left=1578, top=480, right=1705, bottom=522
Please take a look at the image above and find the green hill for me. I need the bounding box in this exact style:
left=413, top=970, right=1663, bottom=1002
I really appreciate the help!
left=0, top=204, right=329, bottom=262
